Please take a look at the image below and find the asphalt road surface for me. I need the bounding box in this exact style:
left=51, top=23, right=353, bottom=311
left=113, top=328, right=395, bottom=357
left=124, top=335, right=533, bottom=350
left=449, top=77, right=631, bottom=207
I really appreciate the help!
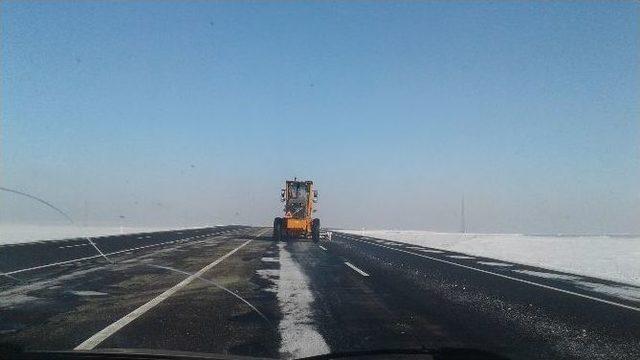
left=1, top=227, right=639, bottom=359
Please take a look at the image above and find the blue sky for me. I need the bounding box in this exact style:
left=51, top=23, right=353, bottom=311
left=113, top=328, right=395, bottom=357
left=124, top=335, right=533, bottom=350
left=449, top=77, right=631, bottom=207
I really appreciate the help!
left=1, top=1, right=638, bottom=233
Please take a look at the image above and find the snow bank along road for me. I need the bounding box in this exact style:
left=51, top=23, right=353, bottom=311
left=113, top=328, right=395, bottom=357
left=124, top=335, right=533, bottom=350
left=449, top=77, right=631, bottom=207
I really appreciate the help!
left=1, top=228, right=639, bottom=359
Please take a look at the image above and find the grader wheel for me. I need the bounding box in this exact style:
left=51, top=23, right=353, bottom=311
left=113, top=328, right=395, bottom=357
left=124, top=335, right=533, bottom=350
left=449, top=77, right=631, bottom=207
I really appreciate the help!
left=312, top=218, right=320, bottom=243
left=273, top=217, right=283, bottom=242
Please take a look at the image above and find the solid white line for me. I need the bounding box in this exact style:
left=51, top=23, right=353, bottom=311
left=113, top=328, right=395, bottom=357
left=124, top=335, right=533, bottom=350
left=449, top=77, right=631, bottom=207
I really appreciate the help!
left=342, top=234, right=640, bottom=312
left=255, top=228, right=271, bottom=237
left=344, top=261, right=369, bottom=277
left=319, top=245, right=327, bottom=251
left=74, top=239, right=253, bottom=350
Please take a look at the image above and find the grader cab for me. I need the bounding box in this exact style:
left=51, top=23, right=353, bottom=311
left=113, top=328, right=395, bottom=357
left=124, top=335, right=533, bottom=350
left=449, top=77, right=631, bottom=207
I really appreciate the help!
left=273, top=179, right=320, bottom=242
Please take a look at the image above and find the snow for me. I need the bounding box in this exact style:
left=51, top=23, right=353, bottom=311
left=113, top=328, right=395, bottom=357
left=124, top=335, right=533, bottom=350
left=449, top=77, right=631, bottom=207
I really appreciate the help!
left=514, top=269, right=581, bottom=281
left=575, top=281, right=640, bottom=302
left=0, top=224, right=219, bottom=245
left=341, top=230, right=640, bottom=287
left=257, top=243, right=330, bottom=359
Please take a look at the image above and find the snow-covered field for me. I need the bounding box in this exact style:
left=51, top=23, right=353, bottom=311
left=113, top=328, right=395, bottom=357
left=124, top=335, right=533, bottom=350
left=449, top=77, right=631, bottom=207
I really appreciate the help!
left=341, top=230, right=640, bottom=287
left=0, top=224, right=219, bottom=245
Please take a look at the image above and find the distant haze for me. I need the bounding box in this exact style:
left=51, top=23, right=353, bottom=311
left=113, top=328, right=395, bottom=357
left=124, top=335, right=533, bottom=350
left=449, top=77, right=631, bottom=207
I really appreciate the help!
left=2, top=2, right=638, bottom=235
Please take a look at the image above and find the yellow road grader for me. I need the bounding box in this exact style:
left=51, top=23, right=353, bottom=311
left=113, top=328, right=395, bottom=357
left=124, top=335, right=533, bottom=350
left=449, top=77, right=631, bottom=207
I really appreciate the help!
left=273, top=179, right=320, bottom=242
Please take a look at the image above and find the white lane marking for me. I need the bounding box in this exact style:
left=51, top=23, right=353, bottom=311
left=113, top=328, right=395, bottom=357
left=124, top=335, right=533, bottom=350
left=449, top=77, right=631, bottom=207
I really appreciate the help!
left=477, top=261, right=513, bottom=267
left=71, top=290, right=108, bottom=297
left=447, top=255, right=475, bottom=259
left=420, top=249, right=444, bottom=254
left=74, top=239, right=253, bottom=350
left=58, top=243, right=89, bottom=249
left=3, top=255, right=105, bottom=275
left=4, top=231, right=229, bottom=275
left=344, top=262, right=370, bottom=277
left=255, top=227, right=271, bottom=237
left=86, top=238, right=112, bottom=264
left=344, top=235, right=640, bottom=312
left=319, top=245, right=327, bottom=251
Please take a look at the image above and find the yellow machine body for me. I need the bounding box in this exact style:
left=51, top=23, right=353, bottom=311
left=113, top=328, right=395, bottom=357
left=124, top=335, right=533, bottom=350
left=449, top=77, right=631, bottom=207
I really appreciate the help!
left=273, top=179, right=320, bottom=242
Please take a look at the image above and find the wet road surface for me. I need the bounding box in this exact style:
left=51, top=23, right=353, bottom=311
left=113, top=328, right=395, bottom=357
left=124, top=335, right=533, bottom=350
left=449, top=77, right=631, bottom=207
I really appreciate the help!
left=1, top=227, right=639, bottom=359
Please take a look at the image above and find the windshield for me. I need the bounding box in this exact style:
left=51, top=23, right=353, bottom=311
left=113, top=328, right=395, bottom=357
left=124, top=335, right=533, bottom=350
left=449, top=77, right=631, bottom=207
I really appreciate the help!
left=286, top=182, right=309, bottom=219
left=1, top=2, right=639, bottom=360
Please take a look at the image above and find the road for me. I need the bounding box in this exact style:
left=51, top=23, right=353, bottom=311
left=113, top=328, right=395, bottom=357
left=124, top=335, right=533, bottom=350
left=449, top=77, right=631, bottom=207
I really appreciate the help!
left=1, top=227, right=639, bottom=359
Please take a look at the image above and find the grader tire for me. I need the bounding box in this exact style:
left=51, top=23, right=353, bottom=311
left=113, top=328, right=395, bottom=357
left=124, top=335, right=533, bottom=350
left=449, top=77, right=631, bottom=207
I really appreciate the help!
left=312, top=218, right=320, bottom=243
left=273, top=217, right=283, bottom=242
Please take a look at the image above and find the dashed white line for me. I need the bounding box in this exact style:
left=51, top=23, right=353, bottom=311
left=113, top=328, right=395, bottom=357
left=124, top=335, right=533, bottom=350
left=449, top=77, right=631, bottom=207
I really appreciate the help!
left=319, top=245, right=327, bottom=251
left=344, top=261, right=370, bottom=277
left=344, top=235, right=640, bottom=312
left=4, top=231, right=229, bottom=275
left=419, top=249, right=443, bottom=253
left=4, top=254, right=106, bottom=275
left=477, top=261, right=513, bottom=267
left=58, top=243, right=89, bottom=249
left=447, top=255, right=475, bottom=259
left=86, top=237, right=112, bottom=263
left=74, top=239, right=253, bottom=350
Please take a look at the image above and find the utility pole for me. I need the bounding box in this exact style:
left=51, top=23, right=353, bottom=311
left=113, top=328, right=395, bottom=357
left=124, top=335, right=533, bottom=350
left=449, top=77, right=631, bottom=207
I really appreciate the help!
left=119, top=215, right=125, bottom=234
left=460, top=196, right=466, bottom=234
left=83, top=200, right=88, bottom=228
